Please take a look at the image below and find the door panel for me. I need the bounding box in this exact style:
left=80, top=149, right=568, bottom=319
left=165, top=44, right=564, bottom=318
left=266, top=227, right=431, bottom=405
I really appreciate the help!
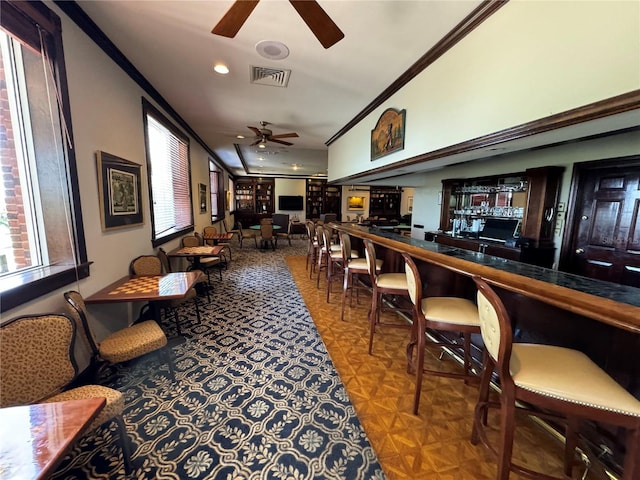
left=567, top=160, right=640, bottom=287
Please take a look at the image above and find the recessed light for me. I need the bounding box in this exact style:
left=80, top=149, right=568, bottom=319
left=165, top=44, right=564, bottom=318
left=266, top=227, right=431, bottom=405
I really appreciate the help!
left=236, top=134, right=245, bottom=139
left=213, top=63, right=229, bottom=74
left=258, top=143, right=266, bottom=149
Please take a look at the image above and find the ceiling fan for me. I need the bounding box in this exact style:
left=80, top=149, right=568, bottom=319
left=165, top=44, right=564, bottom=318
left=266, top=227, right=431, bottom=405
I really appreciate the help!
left=248, top=121, right=299, bottom=146
left=212, top=0, right=344, bottom=49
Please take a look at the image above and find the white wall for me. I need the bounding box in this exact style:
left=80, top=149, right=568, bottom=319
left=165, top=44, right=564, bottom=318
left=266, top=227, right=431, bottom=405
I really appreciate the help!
left=328, top=0, right=640, bottom=181
left=3, top=2, right=230, bottom=334
left=274, top=178, right=306, bottom=220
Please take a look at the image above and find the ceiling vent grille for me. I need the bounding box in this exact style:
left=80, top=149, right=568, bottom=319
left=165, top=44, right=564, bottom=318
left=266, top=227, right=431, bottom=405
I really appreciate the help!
left=250, top=66, right=291, bottom=87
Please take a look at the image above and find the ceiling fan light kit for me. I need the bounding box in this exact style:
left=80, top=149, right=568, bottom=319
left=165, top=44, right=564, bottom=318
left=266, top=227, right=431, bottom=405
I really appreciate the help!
left=212, top=0, right=344, bottom=49
left=247, top=121, right=299, bottom=147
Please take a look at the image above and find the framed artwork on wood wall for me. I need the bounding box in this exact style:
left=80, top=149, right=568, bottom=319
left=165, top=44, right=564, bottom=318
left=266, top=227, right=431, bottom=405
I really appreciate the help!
left=96, top=151, right=143, bottom=231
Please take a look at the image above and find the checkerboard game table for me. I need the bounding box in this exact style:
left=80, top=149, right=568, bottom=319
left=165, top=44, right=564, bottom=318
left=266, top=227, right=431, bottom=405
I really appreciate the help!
left=84, top=272, right=200, bottom=304
left=167, top=245, right=226, bottom=271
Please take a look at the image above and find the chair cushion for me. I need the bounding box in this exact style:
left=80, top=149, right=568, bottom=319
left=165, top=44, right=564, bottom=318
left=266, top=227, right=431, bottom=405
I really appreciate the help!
left=510, top=343, right=640, bottom=417
left=421, top=297, right=480, bottom=327
left=348, top=258, right=382, bottom=273
left=45, top=384, right=125, bottom=430
left=377, top=272, right=409, bottom=290
left=99, top=320, right=167, bottom=364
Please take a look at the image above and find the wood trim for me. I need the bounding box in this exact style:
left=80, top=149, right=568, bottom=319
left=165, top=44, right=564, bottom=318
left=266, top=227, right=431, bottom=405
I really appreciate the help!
left=325, top=0, right=508, bottom=147
left=334, top=223, right=640, bottom=333
left=333, top=92, right=640, bottom=184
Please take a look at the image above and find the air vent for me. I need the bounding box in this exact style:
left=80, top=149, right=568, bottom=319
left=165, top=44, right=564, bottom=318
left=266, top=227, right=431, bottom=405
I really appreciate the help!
left=250, top=66, right=291, bottom=87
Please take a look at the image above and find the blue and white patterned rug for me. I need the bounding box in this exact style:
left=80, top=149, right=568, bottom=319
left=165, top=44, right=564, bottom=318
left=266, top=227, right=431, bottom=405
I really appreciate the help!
left=53, top=240, right=386, bottom=479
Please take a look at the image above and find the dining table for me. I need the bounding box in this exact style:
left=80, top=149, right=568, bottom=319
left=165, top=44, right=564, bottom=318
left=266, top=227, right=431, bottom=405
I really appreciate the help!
left=0, top=398, right=105, bottom=480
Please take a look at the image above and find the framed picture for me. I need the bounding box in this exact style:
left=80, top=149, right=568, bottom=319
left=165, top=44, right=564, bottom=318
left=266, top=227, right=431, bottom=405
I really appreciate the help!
left=371, top=107, right=406, bottom=160
left=199, top=183, right=207, bottom=213
left=96, top=151, right=143, bottom=231
left=347, top=196, right=365, bottom=210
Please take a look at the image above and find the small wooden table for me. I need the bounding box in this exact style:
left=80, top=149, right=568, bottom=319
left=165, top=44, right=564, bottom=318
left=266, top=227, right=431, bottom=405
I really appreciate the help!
left=167, top=245, right=225, bottom=270
left=203, top=232, right=233, bottom=245
left=0, top=398, right=105, bottom=480
left=84, top=272, right=200, bottom=304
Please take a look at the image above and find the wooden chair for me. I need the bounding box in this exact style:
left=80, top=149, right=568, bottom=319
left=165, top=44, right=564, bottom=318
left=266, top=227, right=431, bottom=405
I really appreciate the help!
left=259, top=223, right=276, bottom=250
left=186, top=233, right=226, bottom=277
left=471, top=276, right=640, bottom=480
left=129, top=254, right=201, bottom=335
left=402, top=252, right=481, bottom=415
left=203, top=225, right=232, bottom=261
left=364, top=239, right=408, bottom=353
left=237, top=221, right=258, bottom=249
left=158, top=247, right=210, bottom=302
left=276, top=220, right=293, bottom=246
left=64, top=290, right=175, bottom=381
left=0, top=314, right=133, bottom=474
left=322, top=226, right=346, bottom=302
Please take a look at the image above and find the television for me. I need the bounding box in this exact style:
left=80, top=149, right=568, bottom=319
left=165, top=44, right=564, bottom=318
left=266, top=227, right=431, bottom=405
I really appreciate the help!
left=479, top=219, right=520, bottom=243
left=278, top=195, right=303, bottom=211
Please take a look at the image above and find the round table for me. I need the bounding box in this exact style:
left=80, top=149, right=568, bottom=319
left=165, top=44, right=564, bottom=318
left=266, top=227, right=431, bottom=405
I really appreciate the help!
left=250, top=224, right=281, bottom=230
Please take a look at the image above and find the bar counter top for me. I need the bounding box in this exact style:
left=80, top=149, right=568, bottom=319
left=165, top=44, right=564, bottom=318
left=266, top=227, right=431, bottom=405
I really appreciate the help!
left=333, top=223, right=640, bottom=333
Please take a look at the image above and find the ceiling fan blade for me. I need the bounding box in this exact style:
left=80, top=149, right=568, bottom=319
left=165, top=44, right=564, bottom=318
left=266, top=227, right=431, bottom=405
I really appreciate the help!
left=247, top=126, right=262, bottom=136
left=269, top=138, right=294, bottom=146
left=269, top=132, right=299, bottom=139
left=289, top=0, right=344, bottom=49
left=212, top=0, right=260, bottom=38
left=249, top=138, right=262, bottom=146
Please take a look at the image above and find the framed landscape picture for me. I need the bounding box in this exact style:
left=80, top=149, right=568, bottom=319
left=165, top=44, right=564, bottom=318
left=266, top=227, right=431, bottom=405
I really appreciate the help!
left=347, top=196, right=365, bottom=210
left=96, top=151, right=143, bottom=231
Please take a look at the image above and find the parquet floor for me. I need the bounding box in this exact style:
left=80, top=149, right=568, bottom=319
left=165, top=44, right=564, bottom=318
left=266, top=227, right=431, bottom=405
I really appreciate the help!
left=286, top=255, right=590, bottom=480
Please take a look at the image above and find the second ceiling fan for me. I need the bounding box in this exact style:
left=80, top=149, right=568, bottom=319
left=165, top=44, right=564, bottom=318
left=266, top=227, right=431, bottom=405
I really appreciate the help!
left=248, top=121, right=299, bottom=146
left=212, top=0, right=344, bottom=49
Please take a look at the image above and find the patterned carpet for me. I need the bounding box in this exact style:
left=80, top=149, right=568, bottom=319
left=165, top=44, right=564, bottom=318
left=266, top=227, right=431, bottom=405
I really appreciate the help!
left=53, top=239, right=385, bottom=479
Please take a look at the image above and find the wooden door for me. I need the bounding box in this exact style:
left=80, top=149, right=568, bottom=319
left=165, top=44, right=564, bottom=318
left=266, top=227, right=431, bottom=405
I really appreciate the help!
left=562, top=157, right=640, bottom=286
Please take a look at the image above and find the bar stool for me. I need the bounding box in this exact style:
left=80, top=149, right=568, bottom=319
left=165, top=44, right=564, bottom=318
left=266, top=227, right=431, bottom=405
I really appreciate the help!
left=472, top=276, right=640, bottom=480
left=364, top=239, right=410, bottom=355
left=315, top=225, right=341, bottom=290
left=322, top=227, right=345, bottom=302
left=339, top=232, right=373, bottom=320
left=402, top=252, right=481, bottom=415
left=305, top=220, right=319, bottom=278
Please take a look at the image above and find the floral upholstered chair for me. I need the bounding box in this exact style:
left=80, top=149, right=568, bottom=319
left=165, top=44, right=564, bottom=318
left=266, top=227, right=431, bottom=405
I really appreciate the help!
left=0, top=313, right=132, bottom=474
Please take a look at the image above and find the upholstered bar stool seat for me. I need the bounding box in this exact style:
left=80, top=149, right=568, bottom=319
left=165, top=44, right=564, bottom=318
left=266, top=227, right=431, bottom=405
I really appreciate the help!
left=511, top=344, right=640, bottom=415
left=472, top=276, right=640, bottom=480
left=402, top=252, right=481, bottom=415
left=339, top=233, right=382, bottom=320
left=364, top=239, right=410, bottom=354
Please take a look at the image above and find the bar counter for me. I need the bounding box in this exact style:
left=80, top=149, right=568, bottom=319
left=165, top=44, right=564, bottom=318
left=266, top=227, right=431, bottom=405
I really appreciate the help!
left=333, top=222, right=640, bottom=472
left=333, top=223, right=640, bottom=333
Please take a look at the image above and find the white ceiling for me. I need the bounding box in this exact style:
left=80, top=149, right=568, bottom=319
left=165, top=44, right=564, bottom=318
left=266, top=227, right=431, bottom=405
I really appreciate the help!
left=72, top=0, right=484, bottom=178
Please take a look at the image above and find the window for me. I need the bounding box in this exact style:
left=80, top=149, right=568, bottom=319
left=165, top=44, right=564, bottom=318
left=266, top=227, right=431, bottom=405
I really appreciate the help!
left=142, top=99, right=193, bottom=246
left=209, top=160, right=224, bottom=222
left=0, top=2, right=88, bottom=313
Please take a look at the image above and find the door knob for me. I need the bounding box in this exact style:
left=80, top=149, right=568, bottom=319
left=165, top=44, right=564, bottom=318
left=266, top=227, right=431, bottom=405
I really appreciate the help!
left=576, top=248, right=585, bottom=254
left=581, top=215, right=589, bottom=220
